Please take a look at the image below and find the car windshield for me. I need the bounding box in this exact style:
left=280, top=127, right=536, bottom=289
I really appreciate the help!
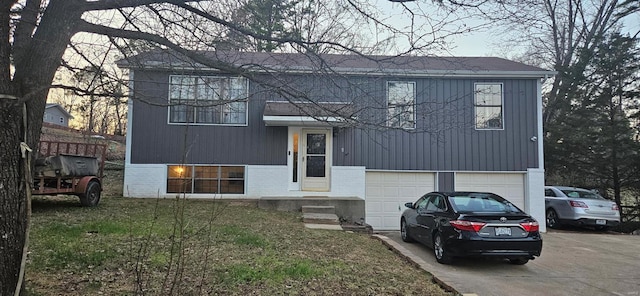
left=449, top=193, right=522, bottom=213
left=560, top=189, right=605, bottom=200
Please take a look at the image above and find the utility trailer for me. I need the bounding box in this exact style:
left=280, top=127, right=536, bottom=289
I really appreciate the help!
left=32, top=141, right=107, bottom=206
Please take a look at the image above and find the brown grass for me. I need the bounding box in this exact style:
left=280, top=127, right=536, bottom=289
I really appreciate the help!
left=25, top=168, right=451, bottom=295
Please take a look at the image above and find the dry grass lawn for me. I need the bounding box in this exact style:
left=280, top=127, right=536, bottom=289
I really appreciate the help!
left=25, top=167, right=452, bottom=295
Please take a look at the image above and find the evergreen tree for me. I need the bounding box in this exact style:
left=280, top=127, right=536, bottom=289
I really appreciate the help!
left=223, top=0, right=301, bottom=52
left=545, top=32, right=640, bottom=211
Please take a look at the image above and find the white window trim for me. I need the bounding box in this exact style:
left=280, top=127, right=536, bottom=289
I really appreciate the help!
left=474, top=82, right=504, bottom=131
left=166, top=75, right=249, bottom=126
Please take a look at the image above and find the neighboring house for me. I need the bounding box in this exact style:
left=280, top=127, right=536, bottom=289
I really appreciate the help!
left=43, top=103, right=73, bottom=127
left=117, top=51, right=554, bottom=231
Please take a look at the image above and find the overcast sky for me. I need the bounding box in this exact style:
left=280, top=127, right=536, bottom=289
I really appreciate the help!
left=378, top=0, right=640, bottom=57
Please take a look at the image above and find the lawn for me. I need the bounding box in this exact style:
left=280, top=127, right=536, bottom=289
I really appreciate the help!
left=25, top=171, right=451, bottom=295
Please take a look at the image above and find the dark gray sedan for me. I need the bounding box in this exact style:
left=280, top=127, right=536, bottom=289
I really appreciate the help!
left=400, top=191, right=542, bottom=265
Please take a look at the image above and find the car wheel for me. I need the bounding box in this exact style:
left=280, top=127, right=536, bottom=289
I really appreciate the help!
left=400, top=218, right=414, bottom=243
left=79, top=180, right=101, bottom=207
left=509, top=258, right=529, bottom=265
left=546, top=209, right=560, bottom=229
left=433, top=232, right=453, bottom=264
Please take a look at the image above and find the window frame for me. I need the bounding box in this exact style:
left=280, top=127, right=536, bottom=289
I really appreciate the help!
left=167, top=75, right=249, bottom=126
left=474, top=82, right=504, bottom=130
left=387, top=81, right=416, bottom=130
left=166, top=165, right=246, bottom=194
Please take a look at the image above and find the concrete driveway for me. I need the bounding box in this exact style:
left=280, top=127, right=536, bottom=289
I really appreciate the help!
left=377, top=230, right=640, bottom=296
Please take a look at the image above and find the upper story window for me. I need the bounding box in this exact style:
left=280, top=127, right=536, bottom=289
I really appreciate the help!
left=387, top=81, right=416, bottom=129
left=169, top=75, right=248, bottom=125
left=474, top=82, right=503, bottom=130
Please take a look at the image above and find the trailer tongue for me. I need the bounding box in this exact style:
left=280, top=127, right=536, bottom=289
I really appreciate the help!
left=33, top=141, right=107, bottom=206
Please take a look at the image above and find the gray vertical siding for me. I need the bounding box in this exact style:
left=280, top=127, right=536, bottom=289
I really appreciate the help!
left=438, top=172, right=455, bottom=191
left=129, top=70, right=287, bottom=165
left=130, top=69, right=540, bottom=171
left=336, top=77, right=540, bottom=171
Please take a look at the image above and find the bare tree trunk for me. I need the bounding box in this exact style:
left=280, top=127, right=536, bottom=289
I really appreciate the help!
left=1, top=1, right=84, bottom=293
left=88, top=96, right=96, bottom=133
left=0, top=102, right=28, bottom=296
left=114, top=97, right=124, bottom=136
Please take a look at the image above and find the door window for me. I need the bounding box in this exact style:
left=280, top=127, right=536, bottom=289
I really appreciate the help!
left=292, top=133, right=299, bottom=182
left=305, top=133, right=326, bottom=177
left=426, top=195, right=446, bottom=212
left=414, top=196, right=429, bottom=210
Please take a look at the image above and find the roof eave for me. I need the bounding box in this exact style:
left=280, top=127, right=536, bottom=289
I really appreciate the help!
left=263, top=115, right=349, bottom=127
left=120, top=62, right=556, bottom=78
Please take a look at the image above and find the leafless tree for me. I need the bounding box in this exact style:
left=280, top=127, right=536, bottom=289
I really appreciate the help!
left=456, top=0, right=638, bottom=124
left=1, top=0, right=490, bottom=294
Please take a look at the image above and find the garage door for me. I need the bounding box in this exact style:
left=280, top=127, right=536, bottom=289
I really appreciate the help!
left=365, top=172, right=435, bottom=230
left=455, top=173, right=525, bottom=209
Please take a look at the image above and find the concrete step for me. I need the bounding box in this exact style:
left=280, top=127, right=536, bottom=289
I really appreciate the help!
left=302, top=213, right=340, bottom=225
left=301, top=205, right=336, bottom=214
left=304, top=223, right=343, bottom=230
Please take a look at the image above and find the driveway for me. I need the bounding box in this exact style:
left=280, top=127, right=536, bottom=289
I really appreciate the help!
left=377, top=230, right=640, bottom=296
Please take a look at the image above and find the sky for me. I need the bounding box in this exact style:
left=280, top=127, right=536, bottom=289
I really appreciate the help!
left=378, top=0, right=640, bottom=58
left=375, top=0, right=509, bottom=57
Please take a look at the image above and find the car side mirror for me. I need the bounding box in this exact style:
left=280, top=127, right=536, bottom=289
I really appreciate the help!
left=404, top=202, right=414, bottom=209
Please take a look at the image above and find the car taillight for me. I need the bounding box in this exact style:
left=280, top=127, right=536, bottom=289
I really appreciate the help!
left=520, top=221, right=539, bottom=232
left=569, top=200, right=588, bottom=208
left=450, top=220, right=486, bottom=232
left=612, top=204, right=619, bottom=211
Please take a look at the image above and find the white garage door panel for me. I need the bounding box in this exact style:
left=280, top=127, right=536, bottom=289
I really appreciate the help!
left=365, top=172, right=435, bottom=230
left=455, top=173, right=525, bottom=209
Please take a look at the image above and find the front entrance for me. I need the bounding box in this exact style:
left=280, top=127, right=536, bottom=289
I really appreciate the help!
left=288, top=128, right=331, bottom=192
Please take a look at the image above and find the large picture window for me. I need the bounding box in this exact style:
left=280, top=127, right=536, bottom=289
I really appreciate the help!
left=474, top=83, right=504, bottom=129
left=169, top=75, right=248, bottom=125
left=167, top=165, right=245, bottom=194
left=387, top=81, right=416, bottom=129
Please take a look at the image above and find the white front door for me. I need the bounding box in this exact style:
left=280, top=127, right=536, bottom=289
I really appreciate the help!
left=301, top=129, right=331, bottom=191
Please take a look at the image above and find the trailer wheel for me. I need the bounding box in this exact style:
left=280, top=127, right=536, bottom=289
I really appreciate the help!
left=79, top=180, right=101, bottom=207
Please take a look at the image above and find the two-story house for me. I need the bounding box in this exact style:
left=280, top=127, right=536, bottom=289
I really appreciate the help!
left=44, top=103, right=73, bottom=127
left=118, top=50, right=554, bottom=231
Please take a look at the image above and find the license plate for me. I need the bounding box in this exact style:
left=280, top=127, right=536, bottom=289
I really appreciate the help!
left=596, top=219, right=607, bottom=225
left=495, top=227, right=511, bottom=236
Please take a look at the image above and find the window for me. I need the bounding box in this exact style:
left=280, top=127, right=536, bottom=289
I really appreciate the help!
left=167, top=165, right=245, bottom=194
left=474, top=83, right=503, bottom=129
left=426, top=195, right=446, bottom=212
left=450, top=194, right=521, bottom=213
left=169, top=75, right=248, bottom=125
left=387, top=81, right=415, bottom=129
left=414, top=196, right=429, bottom=210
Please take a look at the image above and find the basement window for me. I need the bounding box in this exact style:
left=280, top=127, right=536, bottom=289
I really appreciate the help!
left=167, top=165, right=245, bottom=194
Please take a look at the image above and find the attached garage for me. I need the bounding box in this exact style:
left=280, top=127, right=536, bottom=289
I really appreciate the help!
left=455, top=173, right=526, bottom=209
left=365, top=171, right=435, bottom=230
